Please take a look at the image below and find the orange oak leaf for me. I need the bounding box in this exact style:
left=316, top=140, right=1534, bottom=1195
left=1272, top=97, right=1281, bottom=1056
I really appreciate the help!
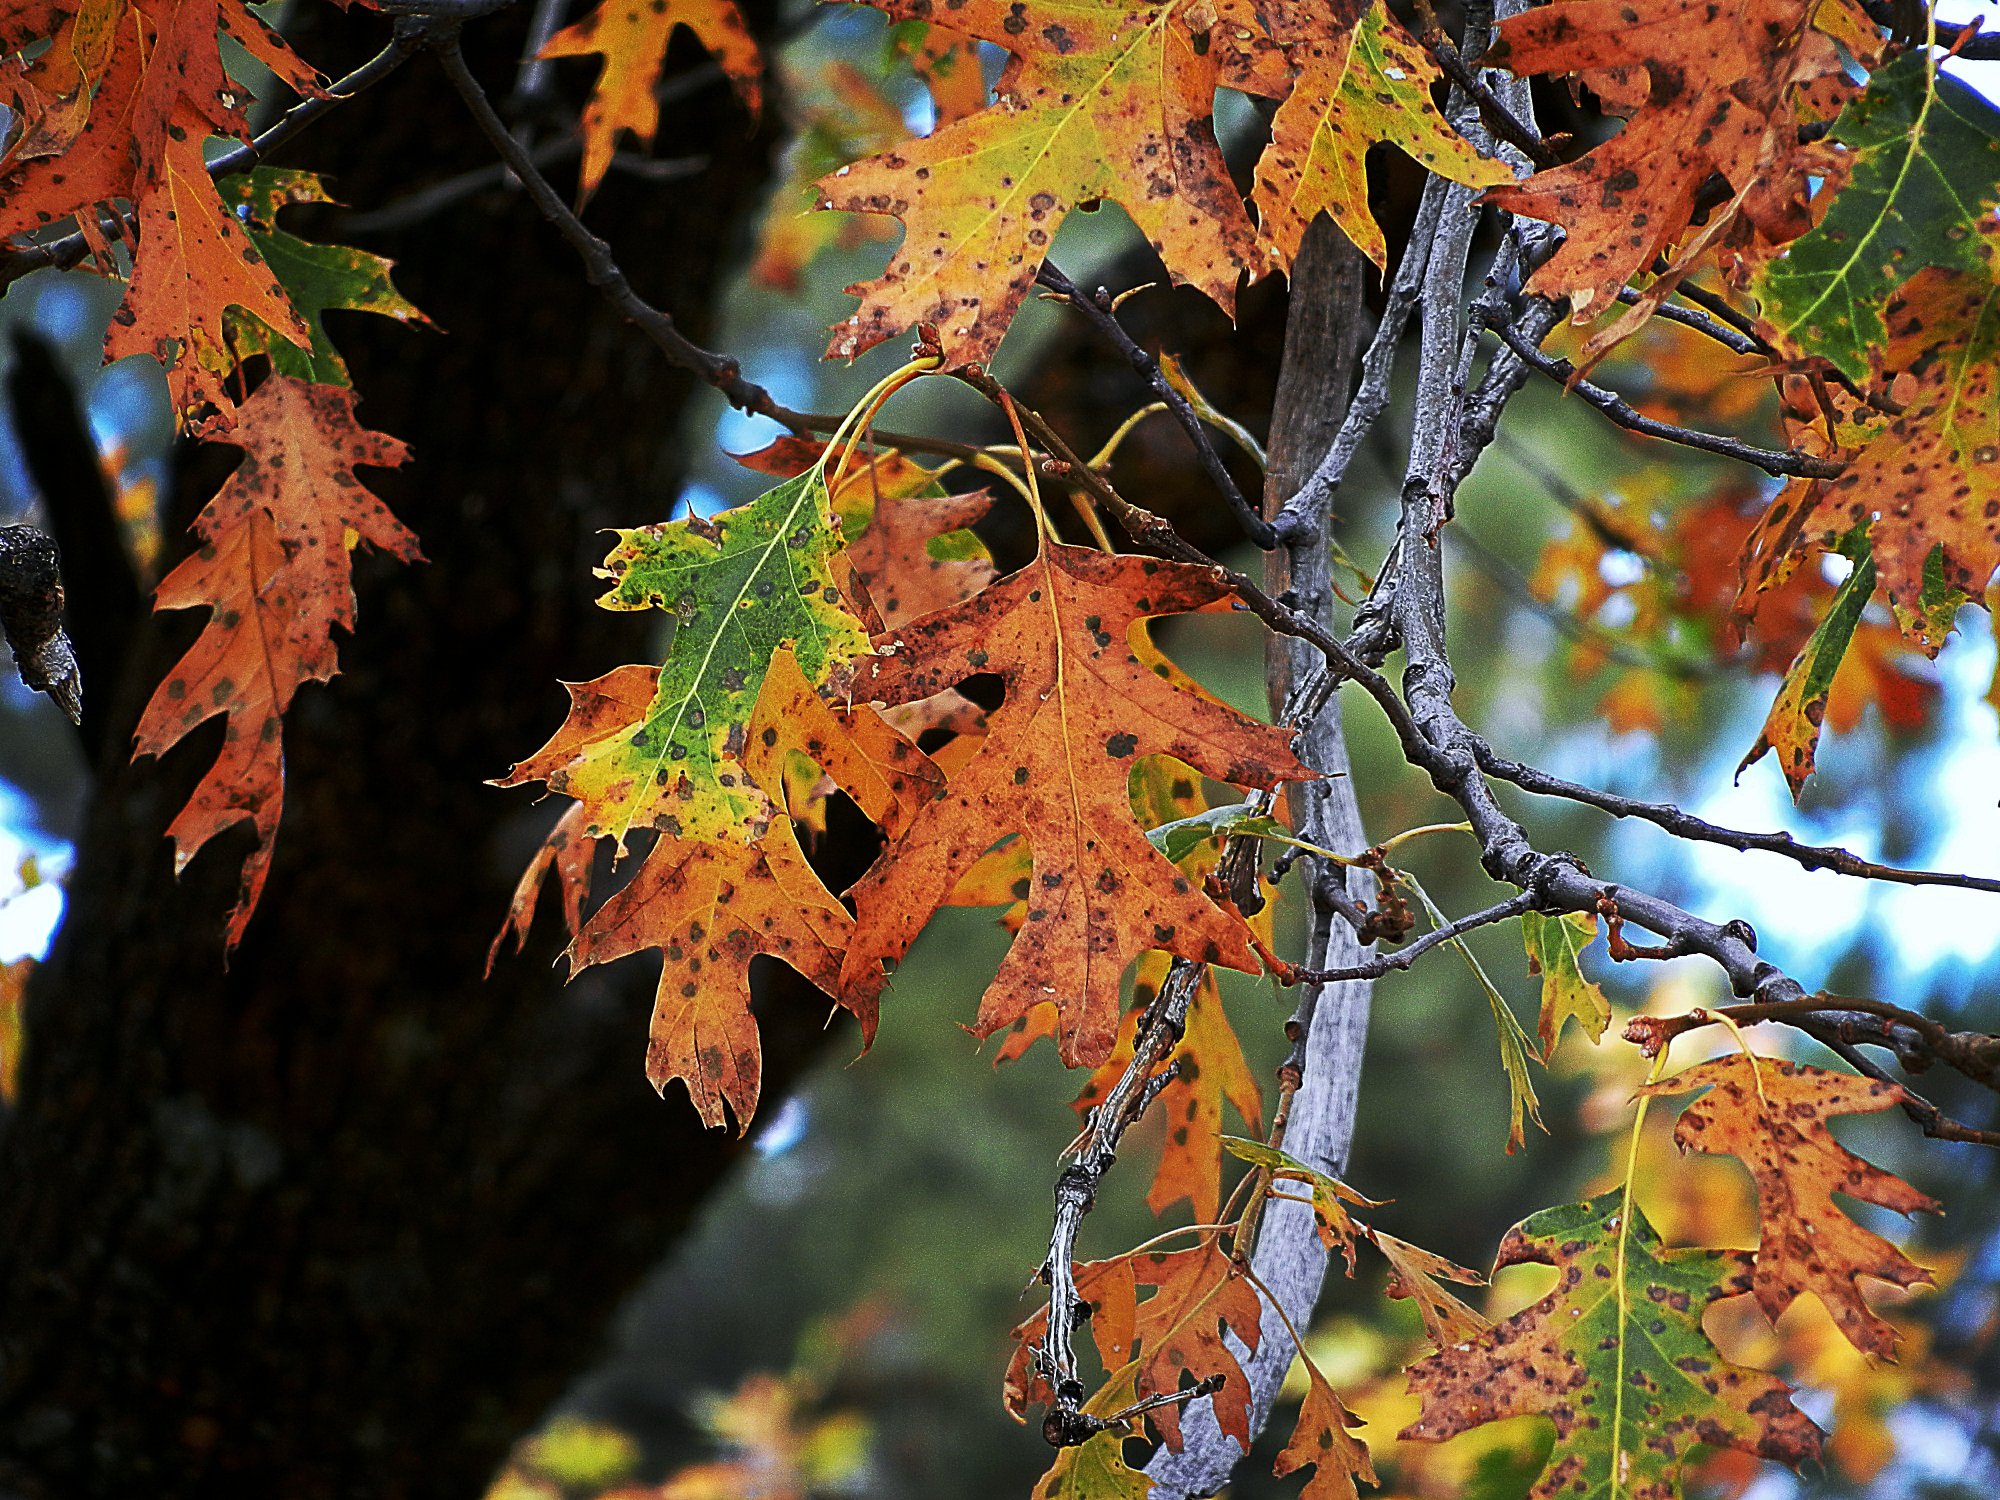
left=1275, top=1357, right=1375, bottom=1500
left=489, top=664, right=678, bottom=843
left=1246, top=0, right=1511, bottom=269
left=104, top=100, right=312, bottom=427
left=1639, top=1053, right=1941, bottom=1357
left=742, top=644, right=944, bottom=838
left=569, top=820, right=857, bottom=1132
left=541, top=0, right=761, bottom=200
left=487, top=802, right=598, bottom=972
left=839, top=539, right=1308, bottom=1068
left=1486, top=0, right=1828, bottom=323
left=819, top=0, right=1261, bottom=367
left=1002, top=1242, right=1265, bottom=1453
left=132, top=376, right=415, bottom=947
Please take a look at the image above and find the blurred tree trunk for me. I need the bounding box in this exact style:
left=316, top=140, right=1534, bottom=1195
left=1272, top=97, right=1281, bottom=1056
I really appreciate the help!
left=0, top=11, right=819, bottom=1498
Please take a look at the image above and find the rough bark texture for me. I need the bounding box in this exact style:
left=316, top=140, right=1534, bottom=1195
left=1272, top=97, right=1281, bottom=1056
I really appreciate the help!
left=1146, top=217, right=1373, bottom=1497
left=0, top=12, right=821, bottom=1498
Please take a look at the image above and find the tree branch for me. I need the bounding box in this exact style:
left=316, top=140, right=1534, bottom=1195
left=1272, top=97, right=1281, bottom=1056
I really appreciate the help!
left=1477, top=748, right=2000, bottom=896
left=1035, top=263, right=1276, bottom=549
left=1479, top=311, right=1845, bottom=478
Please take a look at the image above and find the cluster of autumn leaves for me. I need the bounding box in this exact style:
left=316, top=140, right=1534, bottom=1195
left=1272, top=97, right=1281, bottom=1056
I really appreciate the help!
left=2, top=0, right=1992, bottom=1495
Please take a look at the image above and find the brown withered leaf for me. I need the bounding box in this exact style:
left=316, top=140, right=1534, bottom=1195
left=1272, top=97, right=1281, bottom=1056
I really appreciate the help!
left=1371, top=1231, right=1490, bottom=1351
left=1639, top=1053, right=1941, bottom=1357
left=1275, top=1357, right=1376, bottom=1500
left=840, top=539, right=1308, bottom=1068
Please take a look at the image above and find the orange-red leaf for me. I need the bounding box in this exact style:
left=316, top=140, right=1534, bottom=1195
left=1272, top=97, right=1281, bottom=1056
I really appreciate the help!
left=840, top=539, right=1308, bottom=1068
left=105, top=101, right=311, bottom=428
left=487, top=802, right=598, bottom=972
left=1639, top=1053, right=1941, bottom=1357
left=570, top=821, right=856, bottom=1132
left=1486, top=0, right=1828, bottom=323
left=132, top=376, right=414, bottom=946
left=542, top=0, right=761, bottom=199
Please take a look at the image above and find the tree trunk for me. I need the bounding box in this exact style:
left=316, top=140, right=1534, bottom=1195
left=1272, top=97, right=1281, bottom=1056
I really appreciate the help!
left=0, top=12, right=817, bottom=1497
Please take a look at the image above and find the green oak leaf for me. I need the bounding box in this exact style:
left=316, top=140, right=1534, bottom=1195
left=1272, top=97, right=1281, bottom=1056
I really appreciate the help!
left=1738, top=537, right=1878, bottom=801
left=1403, top=1192, right=1824, bottom=1500
left=1519, top=909, right=1609, bottom=1057
left=595, top=467, right=871, bottom=844
left=220, top=169, right=429, bottom=387
left=1753, top=49, right=2000, bottom=382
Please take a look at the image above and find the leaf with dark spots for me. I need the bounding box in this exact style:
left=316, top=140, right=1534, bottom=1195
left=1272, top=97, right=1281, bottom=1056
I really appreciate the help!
left=500, top=465, right=871, bottom=850
left=1638, top=1053, right=1941, bottom=1357
left=568, top=820, right=858, bottom=1133
left=133, top=376, right=414, bottom=948
left=840, top=537, right=1309, bottom=1067
left=1403, top=1192, right=1823, bottom=1500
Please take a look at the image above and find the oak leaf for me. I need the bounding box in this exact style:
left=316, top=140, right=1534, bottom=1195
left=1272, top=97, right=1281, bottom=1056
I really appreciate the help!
left=1751, top=49, right=2000, bottom=383
left=104, top=102, right=312, bottom=427
left=132, top=376, right=416, bottom=946
left=497, top=467, right=871, bottom=850
left=1486, top=0, right=1828, bottom=322
left=819, top=0, right=1262, bottom=366
left=1248, top=0, right=1511, bottom=268
left=1520, top=909, right=1609, bottom=1057
left=1638, top=1053, right=1940, bottom=1357
left=541, top=0, right=761, bottom=199
left=1274, top=1357, right=1376, bottom=1500
left=840, top=538, right=1307, bottom=1067
left=1402, top=1191, right=1824, bottom=1500
left=570, top=819, right=857, bottom=1131
left=487, top=802, right=598, bottom=971
left=1005, top=1241, right=1263, bottom=1451
left=221, top=167, right=430, bottom=389
left=1808, top=267, right=2000, bottom=643
left=1371, top=1231, right=1490, bottom=1350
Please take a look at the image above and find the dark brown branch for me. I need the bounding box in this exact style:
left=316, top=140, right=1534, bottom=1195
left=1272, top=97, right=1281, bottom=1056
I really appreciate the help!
left=1035, top=263, right=1277, bottom=549
left=1290, top=893, right=1535, bottom=983
left=435, top=39, right=1045, bottom=471
left=1614, top=288, right=1764, bottom=356
left=1479, top=311, right=1845, bottom=478
left=1478, top=747, right=2000, bottom=896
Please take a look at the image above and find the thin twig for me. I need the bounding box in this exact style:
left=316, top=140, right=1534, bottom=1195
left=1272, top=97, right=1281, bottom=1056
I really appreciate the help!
left=1036, top=263, right=1275, bottom=549
left=1480, top=312, right=1845, bottom=479
left=1290, top=893, right=1535, bottom=983
left=1479, top=748, right=2000, bottom=896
